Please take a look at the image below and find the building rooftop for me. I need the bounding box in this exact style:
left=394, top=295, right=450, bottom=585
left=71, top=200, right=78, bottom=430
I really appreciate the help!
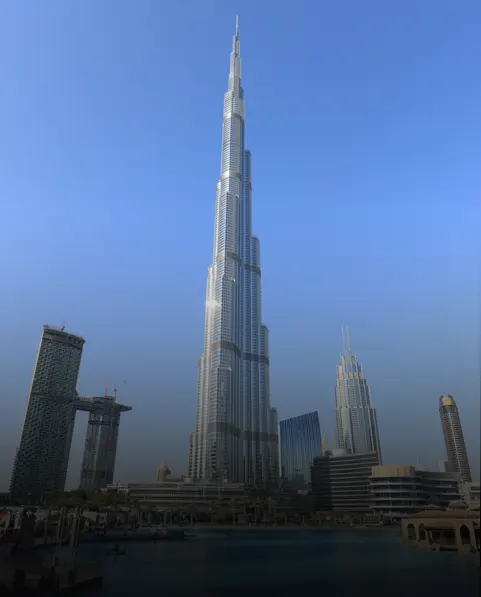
left=439, top=394, right=455, bottom=407
left=408, top=502, right=480, bottom=519
left=43, top=324, right=85, bottom=341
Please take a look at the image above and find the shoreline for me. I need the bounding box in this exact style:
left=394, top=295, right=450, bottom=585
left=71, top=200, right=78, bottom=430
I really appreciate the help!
left=25, top=524, right=400, bottom=549
left=183, top=524, right=400, bottom=534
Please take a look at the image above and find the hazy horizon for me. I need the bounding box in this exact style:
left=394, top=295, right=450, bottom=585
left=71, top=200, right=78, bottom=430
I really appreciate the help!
left=0, top=0, right=479, bottom=491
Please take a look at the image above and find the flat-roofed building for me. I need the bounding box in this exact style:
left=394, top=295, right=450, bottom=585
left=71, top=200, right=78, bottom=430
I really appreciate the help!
left=103, top=480, right=246, bottom=509
left=311, top=450, right=380, bottom=514
left=370, top=465, right=461, bottom=517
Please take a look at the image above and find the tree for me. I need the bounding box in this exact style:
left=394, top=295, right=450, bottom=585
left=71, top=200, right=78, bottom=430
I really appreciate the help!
left=266, top=497, right=277, bottom=523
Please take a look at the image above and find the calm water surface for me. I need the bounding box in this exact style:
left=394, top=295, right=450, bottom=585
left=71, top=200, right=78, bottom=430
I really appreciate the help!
left=74, top=529, right=478, bottom=597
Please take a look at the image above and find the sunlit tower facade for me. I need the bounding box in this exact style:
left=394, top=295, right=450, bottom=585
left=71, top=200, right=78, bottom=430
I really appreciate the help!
left=439, top=394, right=471, bottom=483
left=189, top=19, right=279, bottom=486
left=335, top=328, right=382, bottom=463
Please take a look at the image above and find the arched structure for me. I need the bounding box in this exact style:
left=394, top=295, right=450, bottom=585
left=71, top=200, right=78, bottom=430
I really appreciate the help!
left=401, top=505, right=479, bottom=553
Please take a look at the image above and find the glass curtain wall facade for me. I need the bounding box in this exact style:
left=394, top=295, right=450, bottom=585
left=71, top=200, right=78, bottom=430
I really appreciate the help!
left=335, top=329, right=382, bottom=462
left=280, top=412, right=322, bottom=485
left=189, top=19, right=279, bottom=486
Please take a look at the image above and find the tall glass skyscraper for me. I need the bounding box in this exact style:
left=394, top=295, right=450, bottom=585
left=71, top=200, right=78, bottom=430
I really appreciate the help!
left=335, top=329, right=382, bottom=463
left=10, top=325, right=85, bottom=499
left=188, top=19, right=279, bottom=486
left=439, top=394, right=471, bottom=482
left=280, top=412, right=322, bottom=485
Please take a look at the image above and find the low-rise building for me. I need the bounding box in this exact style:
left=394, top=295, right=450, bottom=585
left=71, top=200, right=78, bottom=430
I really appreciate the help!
left=370, top=465, right=461, bottom=517
left=103, top=480, right=246, bottom=510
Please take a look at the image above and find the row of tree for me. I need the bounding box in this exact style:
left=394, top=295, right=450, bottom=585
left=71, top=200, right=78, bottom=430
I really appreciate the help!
left=2, top=490, right=379, bottom=526
left=36, top=490, right=352, bottom=526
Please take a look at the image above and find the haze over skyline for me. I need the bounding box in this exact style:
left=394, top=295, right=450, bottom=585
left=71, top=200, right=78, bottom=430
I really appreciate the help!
left=0, top=0, right=479, bottom=490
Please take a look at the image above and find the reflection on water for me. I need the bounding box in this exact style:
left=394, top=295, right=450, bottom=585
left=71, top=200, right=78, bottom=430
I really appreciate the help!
left=73, top=530, right=478, bottom=597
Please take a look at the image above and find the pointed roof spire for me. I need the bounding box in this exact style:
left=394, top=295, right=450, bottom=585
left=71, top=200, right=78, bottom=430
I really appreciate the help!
left=235, top=15, right=239, bottom=37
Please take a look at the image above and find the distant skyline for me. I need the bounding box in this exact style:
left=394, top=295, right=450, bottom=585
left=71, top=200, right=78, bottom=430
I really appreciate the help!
left=0, top=1, right=480, bottom=489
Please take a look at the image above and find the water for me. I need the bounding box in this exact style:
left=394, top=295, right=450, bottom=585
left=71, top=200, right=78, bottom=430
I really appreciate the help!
left=74, top=529, right=478, bottom=596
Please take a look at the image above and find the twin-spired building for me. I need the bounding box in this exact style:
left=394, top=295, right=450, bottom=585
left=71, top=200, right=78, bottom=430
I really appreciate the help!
left=188, top=20, right=279, bottom=486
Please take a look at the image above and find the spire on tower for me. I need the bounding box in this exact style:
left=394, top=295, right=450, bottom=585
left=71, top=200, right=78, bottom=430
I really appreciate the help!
left=232, top=16, right=240, bottom=49
left=341, top=325, right=352, bottom=352
left=229, top=16, right=242, bottom=87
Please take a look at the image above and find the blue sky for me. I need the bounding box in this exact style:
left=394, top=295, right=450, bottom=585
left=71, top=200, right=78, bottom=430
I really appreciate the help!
left=0, top=0, right=479, bottom=489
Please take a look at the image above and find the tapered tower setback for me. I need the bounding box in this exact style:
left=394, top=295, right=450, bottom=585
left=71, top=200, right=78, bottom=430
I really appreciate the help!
left=189, top=20, right=279, bottom=486
left=335, top=328, right=382, bottom=463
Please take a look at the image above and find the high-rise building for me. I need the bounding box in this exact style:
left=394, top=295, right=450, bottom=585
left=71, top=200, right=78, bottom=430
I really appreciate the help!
left=321, top=434, right=328, bottom=456
left=156, top=460, right=172, bottom=482
left=10, top=326, right=132, bottom=499
left=188, top=19, right=279, bottom=486
left=280, top=412, right=322, bottom=486
left=438, top=460, right=450, bottom=473
left=76, top=395, right=132, bottom=490
left=335, top=328, right=381, bottom=461
left=10, top=325, right=85, bottom=500
left=439, top=394, right=471, bottom=483
left=311, top=450, right=380, bottom=513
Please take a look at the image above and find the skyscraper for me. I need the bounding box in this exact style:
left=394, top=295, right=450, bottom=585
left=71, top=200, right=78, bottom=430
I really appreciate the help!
left=76, top=394, right=132, bottom=490
left=335, top=328, right=381, bottom=462
left=10, top=325, right=85, bottom=500
left=439, top=394, right=471, bottom=483
left=280, top=412, right=322, bottom=486
left=188, top=19, right=279, bottom=486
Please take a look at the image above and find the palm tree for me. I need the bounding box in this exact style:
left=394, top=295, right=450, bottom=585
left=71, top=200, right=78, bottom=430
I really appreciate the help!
left=253, top=499, right=263, bottom=525
left=185, top=504, right=197, bottom=526
left=265, top=497, right=277, bottom=525
left=229, top=499, right=238, bottom=524
left=208, top=506, right=215, bottom=525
